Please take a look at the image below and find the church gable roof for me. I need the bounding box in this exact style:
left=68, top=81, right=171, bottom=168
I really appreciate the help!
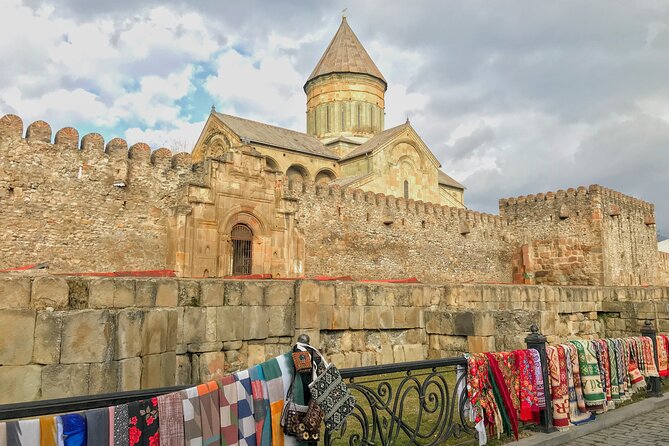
left=306, top=17, right=386, bottom=87
left=438, top=170, right=465, bottom=190
left=213, top=112, right=339, bottom=160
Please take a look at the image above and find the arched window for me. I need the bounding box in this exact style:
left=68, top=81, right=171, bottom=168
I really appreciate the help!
left=231, top=224, right=253, bottom=275
left=404, top=180, right=409, bottom=199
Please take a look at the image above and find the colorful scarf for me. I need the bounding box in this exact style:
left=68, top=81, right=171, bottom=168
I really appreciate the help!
left=249, top=366, right=269, bottom=446
left=182, top=387, right=204, bottom=446
left=658, top=335, right=669, bottom=377
left=569, top=340, right=604, bottom=411
left=234, top=370, right=256, bottom=446
left=629, top=361, right=647, bottom=391
left=485, top=352, right=518, bottom=439
left=260, top=358, right=285, bottom=446
left=528, top=349, right=545, bottom=409
left=198, top=382, right=221, bottom=446
left=128, top=397, right=160, bottom=446
left=566, top=343, right=586, bottom=413
left=158, top=391, right=186, bottom=446
left=85, top=408, right=109, bottom=445
left=276, top=353, right=297, bottom=446
left=605, top=339, right=621, bottom=402
left=59, top=414, right=87, bottom=446
left=563, top=344, right=593, bottom=425
left=40, top=416, right=58, bottom=446
left=514, top=350, right=535, bottom=422
left=546, top=346, right=569, bottom=429
left=466, top=354, right=501, bottom=436
left=6, top=419, right=41, bottom=446
left=642, top=337, right=659, bottom=377
left=219, top=375, right=239, bottom=446
left=113, top=404, right=129, bottom=446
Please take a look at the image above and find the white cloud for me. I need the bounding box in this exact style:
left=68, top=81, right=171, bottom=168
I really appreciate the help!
left=125, top=119, right=205, bottom=152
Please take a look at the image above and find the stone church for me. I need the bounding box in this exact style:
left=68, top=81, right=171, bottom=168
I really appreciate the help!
left=192, top=17, right=465, bottom=209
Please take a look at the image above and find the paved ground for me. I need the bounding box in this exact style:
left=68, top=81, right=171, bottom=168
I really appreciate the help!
left=561, top=403, right=669, bottom=446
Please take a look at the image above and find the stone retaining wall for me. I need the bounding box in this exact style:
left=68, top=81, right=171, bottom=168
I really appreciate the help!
left=1, top=274, right=668, bottom=404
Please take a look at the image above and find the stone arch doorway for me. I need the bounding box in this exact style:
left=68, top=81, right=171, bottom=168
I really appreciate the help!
left=231, top=223, right=253, bottom=275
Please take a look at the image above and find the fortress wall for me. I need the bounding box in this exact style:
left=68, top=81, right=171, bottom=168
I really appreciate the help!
left=597, top=186, right=659, bottom=285
left=0, top=114, right=199, bottom=273
left=659, top=251, right=669, bottom=285
left=1, top=274, right=668, bottom=404
left=285, top=181, right=514, bottom=283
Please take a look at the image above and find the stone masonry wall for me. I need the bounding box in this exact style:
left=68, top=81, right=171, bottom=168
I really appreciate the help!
left=286, top=181, right=514, bottom=283
left=0, top=114, right=198, bottom=273
left=659, top=252, right=669, bottom=285
left=2, top=274, right=669, bottom=404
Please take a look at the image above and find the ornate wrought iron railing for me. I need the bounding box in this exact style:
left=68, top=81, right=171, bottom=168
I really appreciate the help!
left=326, top=357, right=476, bottom=446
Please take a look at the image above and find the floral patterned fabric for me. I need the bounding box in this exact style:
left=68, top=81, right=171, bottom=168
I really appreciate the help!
left=128, top=397, right=160, bottom=446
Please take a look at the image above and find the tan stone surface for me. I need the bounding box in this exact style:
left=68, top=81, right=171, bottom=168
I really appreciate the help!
left=242, top=306, right=269, bottom=340
left=217, top=306, right=243, bottom=341
left=89, top=361, right=119, bottom=394
left=176, top=354, right=191, bottom=385
left=143, top=309, right=168, bottom=354
left=0, top=277, right=31, bottom=309
left=115, top=309, right=143, bottom=360
left=0, top=309, right=36, bottom=365
left=41, top=363, right=90, bottom=399
left=201, top=281, right=225, bottom=307
left=265, top=281, right=294, bottom=306
left=183, top=307, right=206, bottom=344
left=156, top=281, right=178, bottom=307
left=160, top=351, right=177, bottom=387
left=0, top=365, right=42, bottom=403
left=140, top=354, right=162, bottom=388
left=33, top=311, right=62, bottom=364
left=268, top=305, right=293, bottom=337
left=61, top=310, right=113, bottom=363
left=31, top=276, right=69, bottom=309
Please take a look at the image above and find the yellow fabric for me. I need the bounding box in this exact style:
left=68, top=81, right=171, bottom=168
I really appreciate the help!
left=39, top=416, right=58, bottom=446
left=269, top=400, right=284, bottom=446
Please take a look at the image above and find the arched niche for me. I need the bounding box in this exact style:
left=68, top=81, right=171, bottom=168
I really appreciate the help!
left=286, top=164, right=310, bottom=182
left=265, top=156, right=281, bottom=172
left=315, top=168, right=337, bottom=184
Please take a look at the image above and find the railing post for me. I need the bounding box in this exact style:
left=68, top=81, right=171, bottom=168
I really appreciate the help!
left=641, top=319, right=663, bottom=397
left=525, top=324, right=553, bottom=432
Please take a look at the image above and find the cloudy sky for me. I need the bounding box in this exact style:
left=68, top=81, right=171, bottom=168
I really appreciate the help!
left=1, top=0, right=668, bottom=237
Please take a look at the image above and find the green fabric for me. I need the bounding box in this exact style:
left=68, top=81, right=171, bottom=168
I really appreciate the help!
left=570, top=340, right=605, bottom=410
left=488, top=367, right=511, bottom=436
left=606, top=339, right=621, bottom=401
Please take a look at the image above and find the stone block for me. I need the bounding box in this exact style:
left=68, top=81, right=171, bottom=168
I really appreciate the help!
left=296, top=281, right=320, bottom=303
left=160, top=351, right=177, bottom=387
left=467, top=336, right=495, bottom=353
left=199, top=351, right=227, bottom=383
left=353, top=286, right=368, bottom=305
left=223, top=341, right=243, bottom=350
left=118, top=357, right=142, bottom=391
left=379, top=307, right=394, bottom=329
left=200, top=280, right=225, bottom=307
left=178, top=280, right=200, bottom=306
left=241, top=283, right=264, bottom=306
left=363, top=306, right=381, bottom=329
left=0, top=276, right=31, bottom=309
left=206, top=307, right=218, bottom=342
left=0, top=365, right=42, bottom=403
left=247, top=344, right=266, bottom=367
left=183, top=307, right=207, bottom=344
left=89, top=361, right=119, bottom=394
left=224, top=282, right=242, bottom=305
left=332, top=306, right=349, bottom=330
left=472, top=312, right=495, bottom=336
left=404, top=344, right=424, bottom=361
left=88, top=278, right=115, bottom=308
left=188, top=342, right=223, bottom=353
left=141, top=354, right=163, bottom=388
left=265, top=282, right=293, bottom=306
left=143, top=309, right=168, bottom=355
left=217, top=306, right=244, bottom=341
left=320, top=305, right=334, bottom=329
left=268, top=305, right=293, bottom=337
left=176, top=355, right=191, bottom=385
left=166, top=309, right=178, bottom=351
left=361, top=352, right=376, bottom=366
left=328, top=353, right=345, bottom=368
left=31, top=276, right=69, bottom=309
left=320, top=284, right=335, bottom=306
left=113, top=279, right=135, bottom=308
left=334, top=284, right=353, bottom=306
left=33, top=311, right=62, bottom=364
left=0, top=309, right=36, bottom=365
left=242, top=306, right=269, bottom=340
left=115, top=309, right=144, bottom=360
left=343, top=351, right=361, bottom=368
left=453, top=312, right=475, bottom=335
left=156, top=281, right=178, bottom=307
left=349, top=306, right=364, bottom=330
left=425, top=311, right=454, bottom=335
left=393, top=345, right=405, bottom=363
left=134, top=280, right=156, bottom=307
left=61, top=310, right=113, bottom=364
left=41, top=364, right=90, bottom=399
left=296, top=302, right=319, bottom=329
left=377, top=343, right=394, bottom=365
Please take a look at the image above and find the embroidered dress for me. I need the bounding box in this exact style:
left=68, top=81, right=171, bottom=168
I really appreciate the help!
left=198, top=381, right=221, bottom=446
left=234, top=369, right=257, bottom=446
left=182, top=387, right=204, bottom=446
left=158, top=392, right=186, bottom=446
left=128, top=397, right=160, bottom=446
left=113, top=404, right=129, bottom=446
left=6, top=419, right=41, bottom=446
left=85, top=408, right=110, bottom=445
left=218, top=375, right=239, bottom=446
left=259, top=358, right=285, bottom=446
left=40, top=416, right=58, bottom=446
left=569, top=340, right=604, bottom=411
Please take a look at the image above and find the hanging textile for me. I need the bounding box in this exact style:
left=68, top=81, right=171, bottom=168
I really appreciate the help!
left=59, top=414, right=87, bottom=446
left=182, top=387, right=204, bottom=446
left=659, top=335, right=669, bottom=377
left=276, top=353, right=297, bottom=446
left=157, top=391, right=186, bottom=446
left=249, top=366, right=269, bottom=446
left=563, top=344, right=593, bottom=425
left=641, top=337, right=659, bottom=377
left=127, top=397, right=160, bottom=446
left=197, top=382, right=221, bottom=446
left=546, top=346, right=569, bottom=429
left=218, top=375, right=239, bottom=446
left=113, top=404, right=129, bottom=446
left=108, top=406, right=115, bottom=446
left=565, top=344, right=586, bottom=413
left=514, top=350, right=535, bottom=422
left=6, top=419, right=41, bottom=446
left=260, top=358, right=286, bottom=446
left=85, top=408, right=109, bottom=446
left=234, top=369, right=257, bottom=446
left=39, top=416, right=57, bottom=446
left=569, top=340, right=605, bottom=411
left=0, top=422, right=6, bottom=446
